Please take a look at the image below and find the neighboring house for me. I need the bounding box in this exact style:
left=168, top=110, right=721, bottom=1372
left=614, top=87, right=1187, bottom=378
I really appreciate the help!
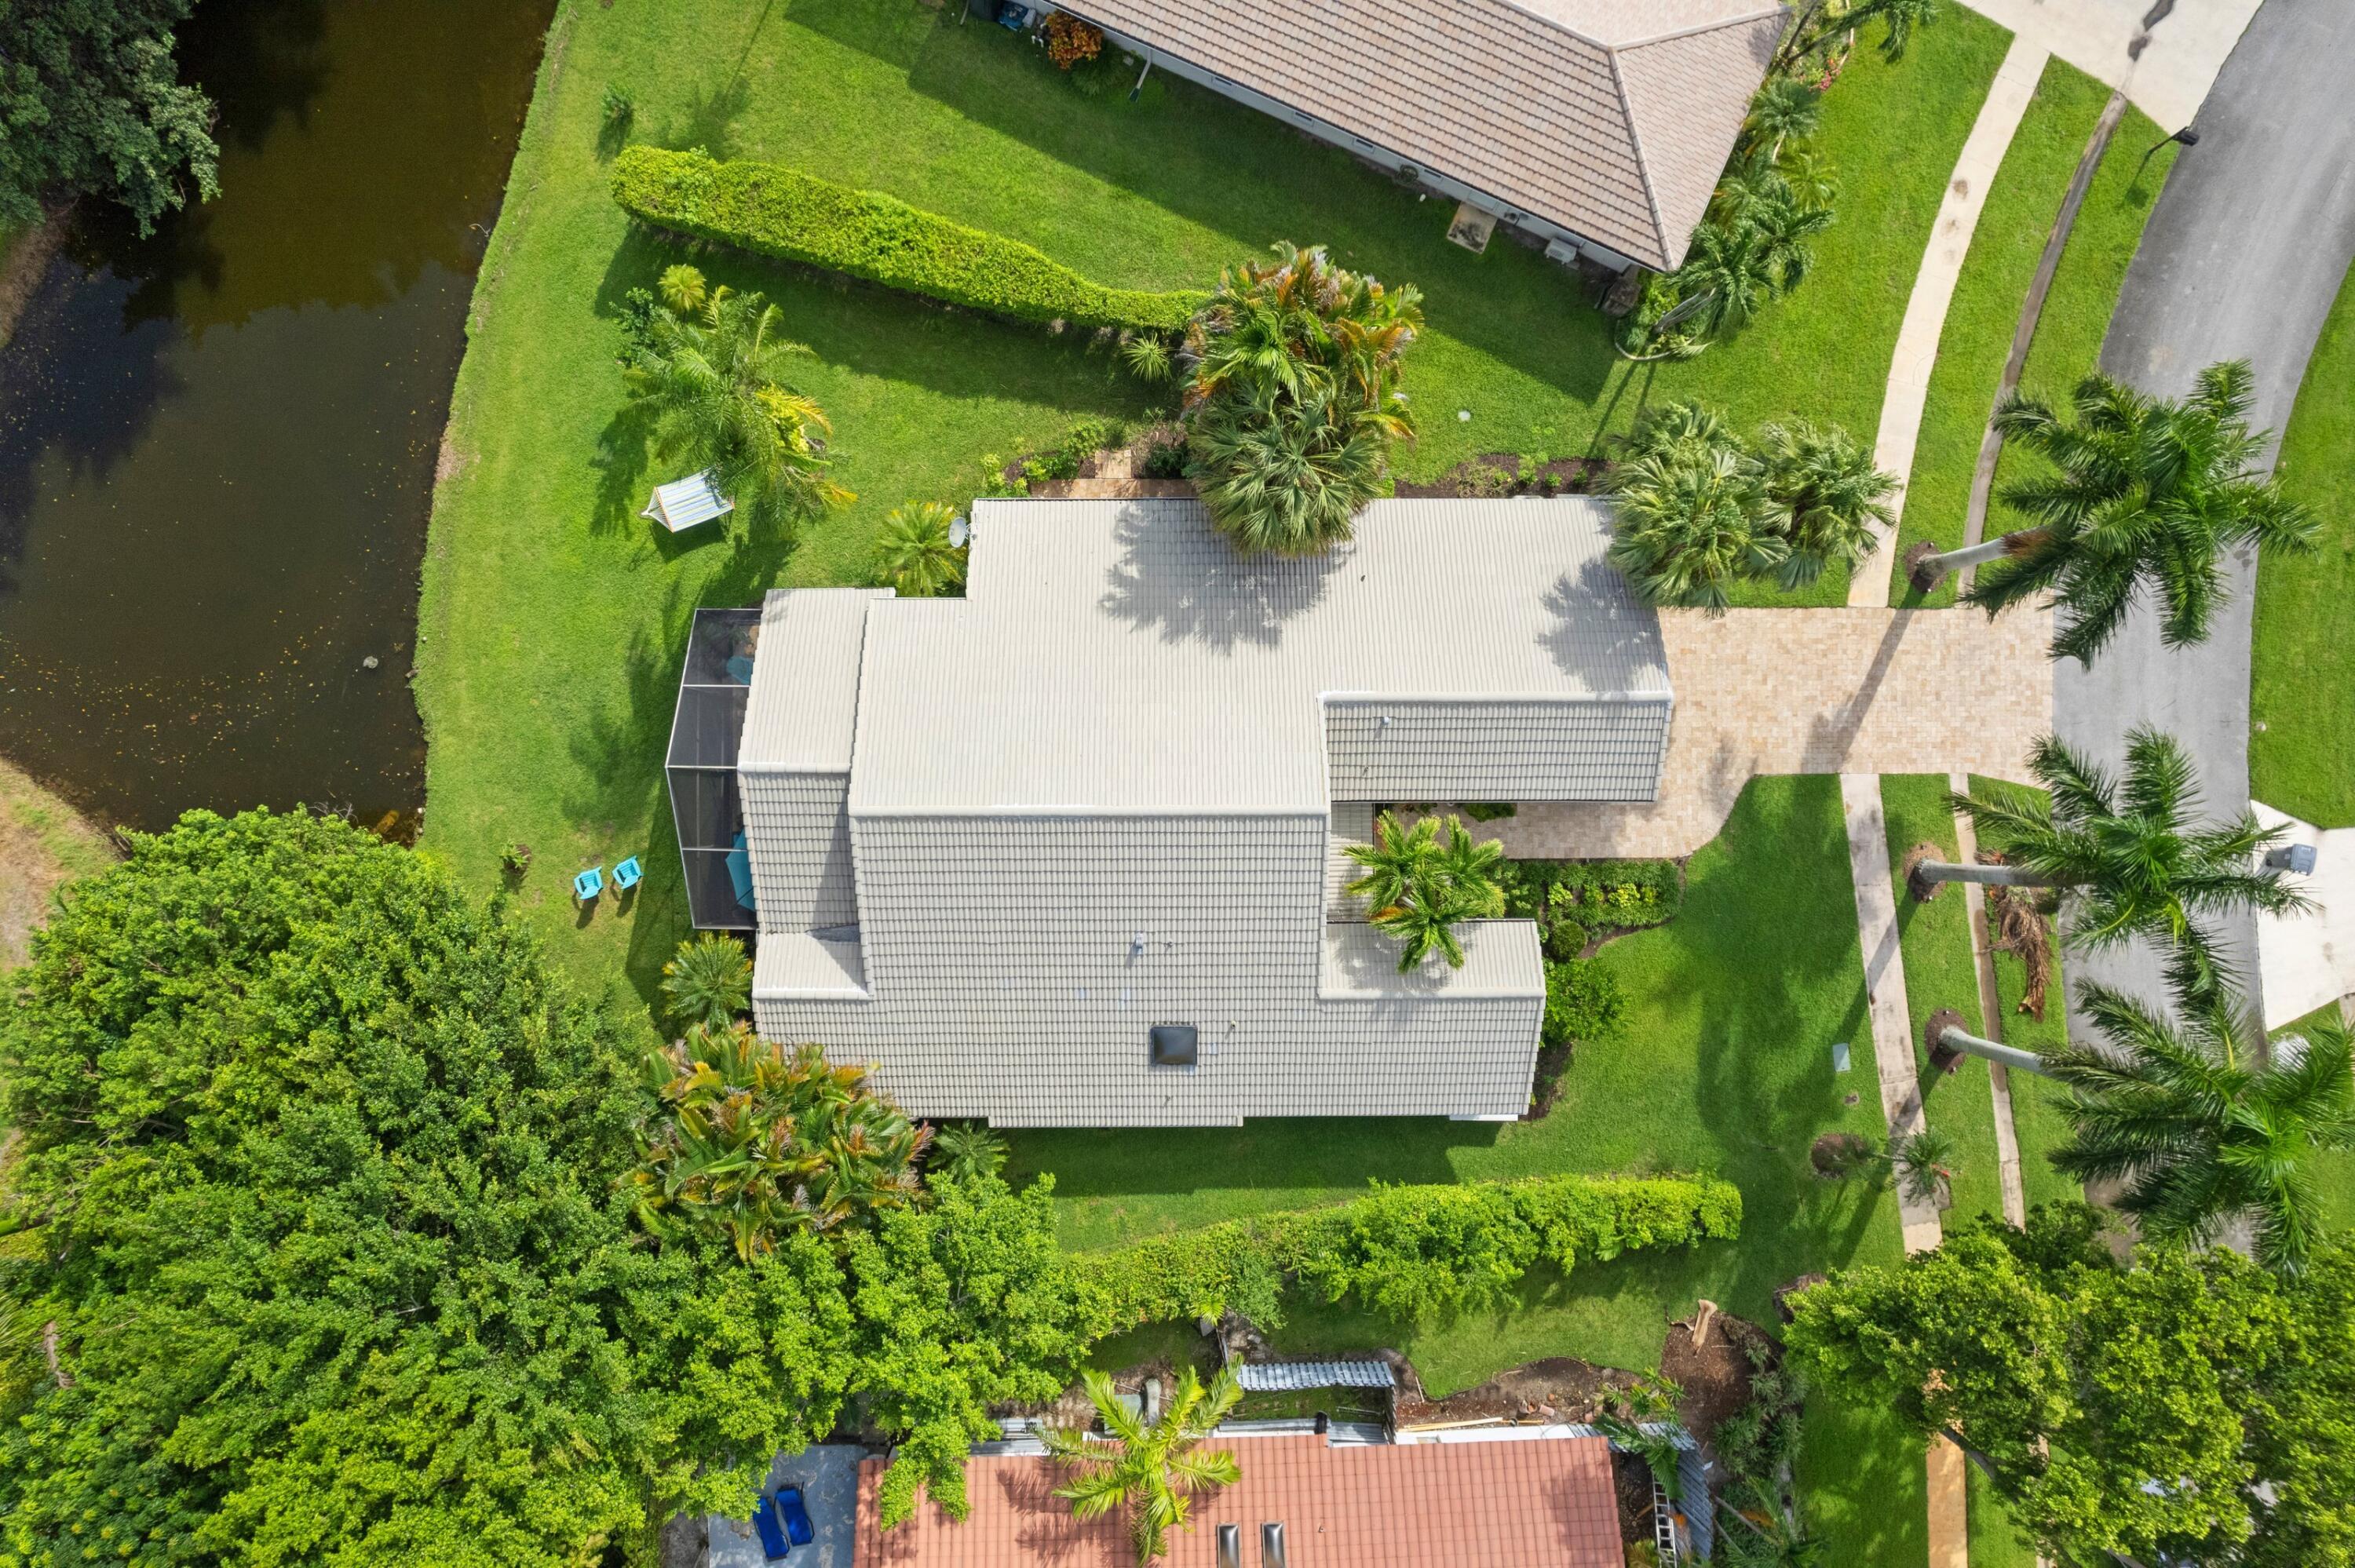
left=850, top=1428, right=1629, bottom=1566
left=666, top=497, right=1672, bottom=1127
left=1046, top=0, right=1784, bottom=273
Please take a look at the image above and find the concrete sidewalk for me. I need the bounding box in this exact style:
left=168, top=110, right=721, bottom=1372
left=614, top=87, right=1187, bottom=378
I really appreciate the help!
left=1852, top=35, right=2050, bottom=607
left=1957, top=0, right=2260, bottom=132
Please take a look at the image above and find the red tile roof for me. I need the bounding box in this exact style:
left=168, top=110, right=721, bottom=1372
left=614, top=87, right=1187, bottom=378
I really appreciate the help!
left=856, top=1433, right=1626, bottom=1566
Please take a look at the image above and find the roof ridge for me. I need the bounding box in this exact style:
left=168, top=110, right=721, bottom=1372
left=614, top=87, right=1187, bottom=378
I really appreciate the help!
left=1602, top=42, right=1673, bottom=267
left=1612, top=5, right=1787, bottom=53
left=1481, top=0, right=1609, bottom=51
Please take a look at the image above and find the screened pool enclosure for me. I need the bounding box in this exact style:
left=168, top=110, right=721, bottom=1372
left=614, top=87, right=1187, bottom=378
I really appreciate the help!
left=666, top=607, right=761, bottom=931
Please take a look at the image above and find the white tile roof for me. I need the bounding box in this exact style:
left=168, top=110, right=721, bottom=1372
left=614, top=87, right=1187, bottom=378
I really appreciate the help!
left=1320, top=920, right=1547, bottom=1000
left=739, top=588, right=891, bottom=774
left=846, top=498, right=1670, bottom=817
left=1065, top=0, right=1782, bottom=269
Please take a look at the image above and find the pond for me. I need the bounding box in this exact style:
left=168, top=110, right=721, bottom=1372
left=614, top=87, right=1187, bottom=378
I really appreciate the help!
left=0, top=0, right=554, bottom=836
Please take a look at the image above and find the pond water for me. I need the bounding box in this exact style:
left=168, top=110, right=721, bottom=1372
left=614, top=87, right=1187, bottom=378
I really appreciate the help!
left=0, top=0, right=553, bottom=835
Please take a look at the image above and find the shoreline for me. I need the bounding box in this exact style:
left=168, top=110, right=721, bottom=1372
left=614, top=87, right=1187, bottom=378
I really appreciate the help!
left=0, top=757, right=118, bottom=968
left=0, top=202, right=74, bottom=352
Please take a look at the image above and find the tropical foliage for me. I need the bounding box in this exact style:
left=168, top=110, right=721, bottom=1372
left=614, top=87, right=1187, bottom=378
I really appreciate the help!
left=1773, top=0, right=1942, bottom=75
left=873, top=500, right=968, bottom=596
left=662, top=929, right=753, bottom=1029
left=629, top=1024, right=929, bottom=1259
left=1344, top=811, right=1505, bottom=972
left=622, top=282, right=852, bottom=535
left=1605, top=400, right=1892, bottom=606
left=1179, top=243, right=1422, bottom=554
left=929, top=1121, right=1010, bottom=1184
left=1945, top=361, right=2318, bottom=662
left=1042, top=1366, right=1243, bottom=1563
left=2044, top=952, right=2353, bottom=1274
left=0, top=0, right=217, bottom=232
left=1949, top=727, right=2310, bottom=957
left=1788, top=1205, right=2355, bottom=1567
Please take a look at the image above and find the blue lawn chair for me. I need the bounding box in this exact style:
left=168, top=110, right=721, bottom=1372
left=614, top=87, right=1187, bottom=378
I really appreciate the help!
left=726, top=831, right=757, bottom=912
left=612, top=856, right=643, bottom=892
left=776, top=1487, right=815, bottom=1547
left=750, top=1493, right=790, bottom=1560
left=573, top=866, right=604, bottom=903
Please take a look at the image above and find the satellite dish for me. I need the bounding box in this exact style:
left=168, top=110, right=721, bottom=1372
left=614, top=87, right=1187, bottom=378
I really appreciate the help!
left=949, top=516, right=971, bottom=548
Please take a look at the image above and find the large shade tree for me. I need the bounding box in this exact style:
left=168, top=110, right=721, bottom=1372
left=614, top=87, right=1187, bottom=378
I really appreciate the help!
left=0, top=0, right=217, bottom=232
left=1787, top=1207, right=2355, bottom=1567
left=1908, top=362, right=2317, bottom=663
left=1909, top=727, right=2309, bottom=957
left=1042, top=1366, right=1244, bottom=1564
left=1179, top=243, right=1421, bottom=554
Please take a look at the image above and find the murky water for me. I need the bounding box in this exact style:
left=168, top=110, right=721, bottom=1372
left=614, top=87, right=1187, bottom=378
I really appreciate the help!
left=0, top=0, right=553, bottom=833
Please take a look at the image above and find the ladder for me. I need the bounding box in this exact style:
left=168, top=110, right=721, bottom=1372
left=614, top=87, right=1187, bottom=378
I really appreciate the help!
left=1652, top=1477, right=1682, bottom=1567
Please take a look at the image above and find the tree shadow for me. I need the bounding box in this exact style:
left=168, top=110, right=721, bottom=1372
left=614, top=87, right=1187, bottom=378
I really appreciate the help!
left=660, top=72, right=754, bottom=160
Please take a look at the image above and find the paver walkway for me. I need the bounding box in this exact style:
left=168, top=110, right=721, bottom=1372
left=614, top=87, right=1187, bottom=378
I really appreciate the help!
left=1956, top=0, right=2261, bottom=133
left=2251, top=801, right=2355, bottom=1030
left=1490, top=604, right=2051, bottom=862
left=1851, top=36, right=2049, bottom=607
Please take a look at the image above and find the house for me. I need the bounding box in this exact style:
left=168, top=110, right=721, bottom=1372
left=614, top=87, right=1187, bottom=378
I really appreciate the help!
left=1043, top=0, right=1784, bottom=274
left=666, top=497, right=1673, bottom=1127
left=851, top=1428, right=1630, bottom=1566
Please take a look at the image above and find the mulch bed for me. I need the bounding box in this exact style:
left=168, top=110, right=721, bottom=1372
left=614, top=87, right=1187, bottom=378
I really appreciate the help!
left=1393, top=452, right=1611, bottom=500
left=1662, top=1308, right=1776, bottom=1452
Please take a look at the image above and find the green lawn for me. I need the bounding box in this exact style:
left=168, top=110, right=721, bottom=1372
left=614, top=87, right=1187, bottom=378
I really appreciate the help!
left=1895, top=66, right=2174, bottom=606
left=1968, top=1465, right=2040, bottom=1568
left=2251, top=256, right=2355, bottom=826
left=1966, top=776, right=2081, bottom=1214
left=1879, top=775, right=2014, bottom=1224
left=418, top=0, right=2014, bottom=1026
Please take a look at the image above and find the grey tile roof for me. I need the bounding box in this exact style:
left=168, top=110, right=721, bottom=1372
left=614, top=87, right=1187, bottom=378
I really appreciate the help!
left=739, top=588, right=891, bottom=773
left=1320, top=920, right=1546, bottom=1000
left=1235, top=1360, right=1398, bottom=1391
left=848, top=498, right=1670, bottom=818
left=754, top=931, right=870, bottom=1001
left=1063, top=0, right=1782, bottom=269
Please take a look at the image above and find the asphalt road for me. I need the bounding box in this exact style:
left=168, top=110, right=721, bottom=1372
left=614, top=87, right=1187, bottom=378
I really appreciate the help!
left=2056, top=0, right=2355, bottom=1026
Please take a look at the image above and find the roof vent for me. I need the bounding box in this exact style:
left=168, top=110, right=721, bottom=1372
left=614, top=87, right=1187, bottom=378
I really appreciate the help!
left=1261, top=1522, right=1287, bottom=1568
left=1216, top=1524, right=1242, bottom=1568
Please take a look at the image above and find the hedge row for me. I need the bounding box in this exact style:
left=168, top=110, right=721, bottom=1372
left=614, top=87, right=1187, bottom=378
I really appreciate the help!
left=612, top=146, right=1208, bottom=334
left=1083, top=1172, right=1741, bottom=1328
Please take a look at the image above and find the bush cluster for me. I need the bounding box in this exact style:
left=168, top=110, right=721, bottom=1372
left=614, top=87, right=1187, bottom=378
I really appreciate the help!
left=612, top=146, right=1207, bottom=334
left=1505, top=859, right=1684, bottom=962
left=1543, top=957, right=1626, bottom=1048
left=979, top=415, right=1129, bottom=497
left=1084, top=1173, right=1740, bottom=1329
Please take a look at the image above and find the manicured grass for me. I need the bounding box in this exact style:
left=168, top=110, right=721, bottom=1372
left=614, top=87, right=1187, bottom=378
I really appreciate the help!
left=1879, top=775, right=2014, bottom=1225
left=1798, top=1395, right=1930, bottom=1568
left=1966, top=775, right=2081, bottom=1213
left=1968, top=1465, right=2040, bottom=1568
left=2251, top=256, right=2355, bottom=826
left=1895, top=67, right=2174, bottom=607
left=420, top=0, right=2013, bottom=1018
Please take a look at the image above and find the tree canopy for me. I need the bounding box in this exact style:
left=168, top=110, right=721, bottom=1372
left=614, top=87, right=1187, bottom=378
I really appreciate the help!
left=0, top=0, right=219, bottom=232
left=1787, top=1206, right=2355, bottom=1567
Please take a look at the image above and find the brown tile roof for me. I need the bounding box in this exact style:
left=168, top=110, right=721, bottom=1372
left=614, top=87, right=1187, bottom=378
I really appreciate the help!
left=1063, top=0, right=1783, bottom=271
left=855, top=1432, right=1627, bottom=1566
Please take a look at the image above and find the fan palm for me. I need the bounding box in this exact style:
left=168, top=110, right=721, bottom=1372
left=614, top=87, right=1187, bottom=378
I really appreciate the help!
left=1917, top=727, right=2313, bottom=958
left=1932, top=954, right=2353, bottom=1274
left=661, top=932, right=751, bottom=1030
left=1188, top=378, right=1389, bottom=554
left=1042, top=1366, right=1243, bottom=1564
left=626, top=1024, right=929, bottom=1259
left=873, top=501, right=966, bottom=596
left=1758, top=419, right=1896, bottom=589
left=1908, top=362, right=2317, bottom=664
left=1605, top=432, right=1786, bottom=610
left=623, top=289, right=853, bottom=534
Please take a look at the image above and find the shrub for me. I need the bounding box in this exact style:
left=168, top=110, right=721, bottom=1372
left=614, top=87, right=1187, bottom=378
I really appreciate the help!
left=1543, top=957, right=1624, bottom=1048
left=1505, top=858, right=1685, bottom=929
left=613, top=146, right=1207, bottom=334
left=1141, top=435, right=1188, bottom=480
left=1083, top=1173, right=1741, bottom=1328
left=1042, top=12, right=1102, bottom=70
left=602, top=82, right=635, bottom=130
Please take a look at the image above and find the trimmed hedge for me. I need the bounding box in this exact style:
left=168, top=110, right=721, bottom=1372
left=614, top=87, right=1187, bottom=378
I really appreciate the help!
left=1083, top=1172, right=1741, bottom=1328
left=612, top=146, right=1208, bottom=334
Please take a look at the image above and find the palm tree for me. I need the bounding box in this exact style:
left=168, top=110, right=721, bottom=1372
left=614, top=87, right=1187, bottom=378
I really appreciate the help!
left=627, top=1025, right=929, bottom=1259
left=1188, top=378, right=1389, bottom=555
left=1774, top=0, right=1941, bottom=73
left=1743, top=78, right=1823, bottom=162
left=1926, top=956, right=2353, bottom=1274
left=929, top=1121, right=1007, bottom=1184
left=662, top=932, right=751, bottom=1030
left=1665, top=196, right=1831, bottom=345
left=623, top=289, right=853, bottom=534
left=873, top=501, right=966, bottom=596
left=1605, top=432, right=1786, bottom=610
left=658, top=262, right=707, bottom=315
left=1913, top=729, right=2312, bottom=961
left=1758, top=419, right=1895, bottom=589
left=1042, top=1366, right=1243, bottom=1564
left=1887, top=1126, right=1956, bottom=1207
left=1344, top=811, right=1506, bottom=973
left=1908, top=362, right=2316, bottom=664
